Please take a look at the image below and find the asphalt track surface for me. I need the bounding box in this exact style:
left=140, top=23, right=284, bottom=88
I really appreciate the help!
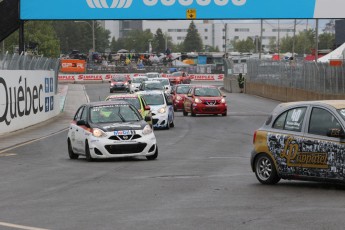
left=0, top=82, right=345, bottom=230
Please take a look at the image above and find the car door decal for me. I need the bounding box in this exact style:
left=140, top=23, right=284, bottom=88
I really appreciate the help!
left=267, top=132, right=345, bottom=179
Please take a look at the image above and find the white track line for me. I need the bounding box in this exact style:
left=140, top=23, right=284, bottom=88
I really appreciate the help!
left=0, top=221, right=50, bottom=230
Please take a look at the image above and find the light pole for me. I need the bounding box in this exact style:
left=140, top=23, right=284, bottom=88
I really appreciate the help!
left=74, top=20, right=95, bottom=52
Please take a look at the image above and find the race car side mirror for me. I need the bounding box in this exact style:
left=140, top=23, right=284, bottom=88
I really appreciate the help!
left=144, top=116, right=151, bottom=122
left=144, top=105, right=151, bottom=111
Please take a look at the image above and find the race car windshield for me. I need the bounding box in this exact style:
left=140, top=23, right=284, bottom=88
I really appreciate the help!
left=176, top=86, right=190, bottom=94
left=156, top=79, right=170, bottom=86
left=147, top=73, right=159, bottom=78
left=133, top=78, right=147, bottom=83
left=106, top=98, right=141, bottom=110
left=141, top=94, right=164, bottom=105
left=194, top=88, right=221, bottom=97
left=337, top=109, right=345, bottom=122
left=90, top=105, right=141, bottom=123
left=146, top=82, right=163, bottom=90
left=113, top=77, right=127, bottom=82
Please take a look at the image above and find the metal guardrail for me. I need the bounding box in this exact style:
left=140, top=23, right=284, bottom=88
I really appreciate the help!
left=246, top=59, right=345, bottom=95
left=0, top=52, right=60, bottom=72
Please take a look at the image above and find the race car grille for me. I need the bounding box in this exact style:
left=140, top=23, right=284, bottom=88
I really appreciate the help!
left=152, top=119, right=159, bottom=125
left=105, top=143, right=147, bottom=154
left=202, top=107, right=220, bottom=112
left=203, top=100, right=220, bottom=105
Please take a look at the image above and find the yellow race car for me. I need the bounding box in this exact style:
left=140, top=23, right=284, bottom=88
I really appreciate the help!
left=105, top=94, right=153, bottom=127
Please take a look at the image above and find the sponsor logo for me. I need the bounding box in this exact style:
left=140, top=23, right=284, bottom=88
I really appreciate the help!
left=78, top=75, right=103, bottom=80
left=143, top=0, right=246, bottom=6
left=0, top=76, right=45, bottom=126
left=61, top=62, right=84, bottom=69
left=58, top=75, right=76, bottom=81
left=86, top=0, right=246, bottom=8
left=280, top=137, right=328, bottom=169
left=87, top=0, right=133, bottom=8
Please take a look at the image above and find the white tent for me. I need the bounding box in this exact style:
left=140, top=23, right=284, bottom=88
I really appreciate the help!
left=318, top=42, right=345, bottom=63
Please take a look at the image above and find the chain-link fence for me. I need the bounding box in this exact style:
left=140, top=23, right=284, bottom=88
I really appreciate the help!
left=247, top=59, right=345, bottom=95
left=0, top=53, right=60, bottom=72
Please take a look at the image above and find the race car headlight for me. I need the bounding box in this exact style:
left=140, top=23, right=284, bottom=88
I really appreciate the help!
left=221, top=98, right=226, bottom=103
left=92, top=128, right=107, bottom=137
left=124, top=82, right=128, bottom=85
left=194, top=98, right=202, bottom=103
left=111, top=82, right=115, bottom=86
left=142, top=125, right=153, bottom=135
left=158, top=107, right=167, bottom=113
left=176, top=96, right=182, bottom=100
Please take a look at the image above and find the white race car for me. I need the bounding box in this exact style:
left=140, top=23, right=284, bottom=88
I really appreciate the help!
left=148, top=77, right=172, bottom=94
left=129, top=76, right=148, bottom=93
left=136, top=91, right=175, bottom=129
left=67, top=101, right=158, bottom=161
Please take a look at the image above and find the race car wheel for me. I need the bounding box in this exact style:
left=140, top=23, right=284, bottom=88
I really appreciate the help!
left=85, top=141, right=94, bottom=162
left=68, top=139, right=79, bottom=159
left=183, top=108, right=188, bottom=116
left=222, top=112, right=227, bottom=116
left=146, top=146, right=158, bottom=160
left=255, top=153, right=280, bottom=185
left=110, top=89, right=113, bottom=93
left=191, top=106, right=196, bottom=117
left=166, top=121, right=170, bottom=130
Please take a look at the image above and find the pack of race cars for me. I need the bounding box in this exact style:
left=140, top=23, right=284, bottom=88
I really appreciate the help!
left=67, top=72, right=227, bottom=161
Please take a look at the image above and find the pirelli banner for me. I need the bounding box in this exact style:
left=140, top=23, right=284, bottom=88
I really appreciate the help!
left=58, top=73, right=224, bottom=82
left=20, top=0, right=343, bottom=19
left=0, top=70, right=59, bottom=135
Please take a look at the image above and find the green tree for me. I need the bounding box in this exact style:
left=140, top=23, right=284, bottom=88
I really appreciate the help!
left=318, top=33, right=335, bottom=50
left=5, top=21, right=60, bottom=57
left=122, top=29, right=154, bottom=53
left=268, top=37, right=277, bottom=53
left=183, top=21, right=203, bottom=52
left=234, top=37, right=255, bottom=53
left=153, top=28, right=165, bottom=53
left=280, top=35, right=293, bottom=53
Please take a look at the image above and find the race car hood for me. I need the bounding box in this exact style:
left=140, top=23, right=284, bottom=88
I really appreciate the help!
left=148, top=105, right=166, bottom=113
left=91, top=121, right=147, bottom=132
left=198, top=96, right=223, bottom=101
left=131, top=83, right=141, bottom=87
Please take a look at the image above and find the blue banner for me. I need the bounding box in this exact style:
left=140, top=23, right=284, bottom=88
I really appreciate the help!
left=20, top=0, right=319, bottom=20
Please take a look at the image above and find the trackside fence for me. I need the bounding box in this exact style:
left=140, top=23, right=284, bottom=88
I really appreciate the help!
left=246, top=59, right=345, bottom=95
left=0, top=53, right=60, bottom=72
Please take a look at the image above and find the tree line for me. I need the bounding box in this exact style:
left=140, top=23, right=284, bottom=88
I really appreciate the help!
left=2, top=20, right=335, bottom=58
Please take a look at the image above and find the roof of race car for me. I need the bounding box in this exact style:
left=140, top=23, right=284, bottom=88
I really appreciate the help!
left=105, top=94, right=139, bottom=100
left=274, top=100, right=345, bottom=112
left=86, top=100, right=132, bottom=107
left=136, top=90, right=164, bottom=95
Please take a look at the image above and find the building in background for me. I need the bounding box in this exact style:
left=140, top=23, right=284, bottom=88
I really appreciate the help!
left=105, top=20, right=311, bottom=52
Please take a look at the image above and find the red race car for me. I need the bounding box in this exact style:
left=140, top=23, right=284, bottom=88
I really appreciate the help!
left=171, top=84, right=194, bottom=112
left=183, top=85, right=227, bottom=116
left=166, top=71, right=191, bottom=85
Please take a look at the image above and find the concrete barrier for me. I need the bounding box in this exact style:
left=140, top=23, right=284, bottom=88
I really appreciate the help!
left=0, top=70, right=59, bottom=135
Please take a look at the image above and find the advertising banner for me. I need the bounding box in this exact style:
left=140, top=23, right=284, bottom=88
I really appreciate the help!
left=20, top=0, right=343, bottom=20
left=60, top=59, right=86, bottom=73
left=58, top=73, right=224, bottom=82
left=0, top=70, right=59, bottom=134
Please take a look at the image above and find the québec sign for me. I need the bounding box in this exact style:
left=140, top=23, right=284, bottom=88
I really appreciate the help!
left=20, top=0, right=342, bottom=20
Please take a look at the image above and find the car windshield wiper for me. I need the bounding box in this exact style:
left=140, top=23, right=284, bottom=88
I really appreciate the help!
left=117, top=108, right=127, bottom=122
